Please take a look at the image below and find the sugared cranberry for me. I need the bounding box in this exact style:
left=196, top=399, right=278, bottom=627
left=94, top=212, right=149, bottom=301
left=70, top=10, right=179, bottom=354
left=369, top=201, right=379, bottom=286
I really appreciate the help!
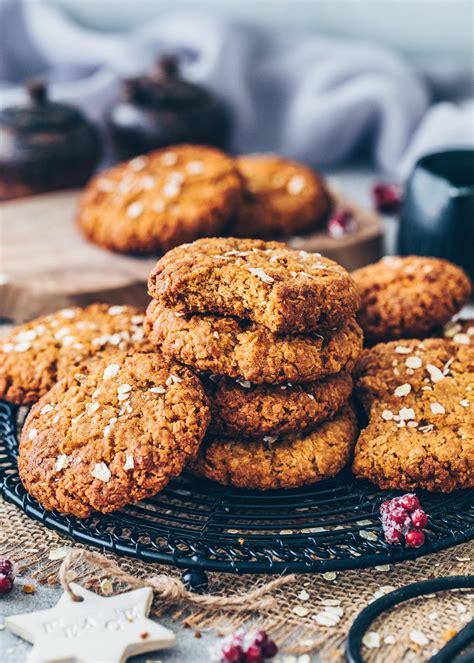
left=405, top=529, right=425, bottom=548
left=390, top=506, right=409, bottom=525
left=383, top=526, right=403, bottom=545
left=400, top=494, right=420, bottom=511
left=372, top=182, right=403, bottom=214
left=222, top=643, right=243, bottom=663
left=0, top=574, right=14, bottom=595
left=253, top=631, right=268, bottom=646
left=380, top=499, right=395, bottom=517
left=411, top=509, right=428, bottom=529
left=380, top=494, right=428, bottom=547
left=326, top=208, right=357, bottom=238
left=0, top=559, right=14, bottom=579
left=263, top=640, right=278, bottom=657
left=218, top=629, right=278, bottom=662
left=245, top=645, right=263, bottom=663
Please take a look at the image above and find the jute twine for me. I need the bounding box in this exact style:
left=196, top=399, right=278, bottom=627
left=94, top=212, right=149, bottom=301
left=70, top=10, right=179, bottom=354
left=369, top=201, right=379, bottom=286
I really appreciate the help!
left=58, top=548, right=294, bottom=611
left=1, top=498, right=472, bottom=662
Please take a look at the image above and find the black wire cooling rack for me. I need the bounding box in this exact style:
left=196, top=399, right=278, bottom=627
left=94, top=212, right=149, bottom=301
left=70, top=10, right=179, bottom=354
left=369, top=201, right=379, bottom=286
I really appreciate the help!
left=1, top=400, right=473, bottom=585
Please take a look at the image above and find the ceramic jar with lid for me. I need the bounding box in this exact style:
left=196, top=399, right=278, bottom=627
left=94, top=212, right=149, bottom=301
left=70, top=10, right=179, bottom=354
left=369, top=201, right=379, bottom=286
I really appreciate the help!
left=0, top=80, right=102, bottom=201
left=108, top=56, right=231, bottom=159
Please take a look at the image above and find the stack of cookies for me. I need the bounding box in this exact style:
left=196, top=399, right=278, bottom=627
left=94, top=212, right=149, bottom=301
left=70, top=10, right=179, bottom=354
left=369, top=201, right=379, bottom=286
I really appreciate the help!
left=145, top=237, right=363, bottom=490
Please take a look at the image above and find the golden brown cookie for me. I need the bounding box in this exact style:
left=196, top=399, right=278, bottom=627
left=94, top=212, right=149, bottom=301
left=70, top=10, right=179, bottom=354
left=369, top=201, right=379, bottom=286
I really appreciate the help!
left=145, top=300, right=362, bottom=384
left=148, top=238, right=360, bottom=334
left=443, top=318, right=474, bottom=346
left=189, top=404, right=358, bottom=490
left=0, top=304, right=150, bottom=405
left=19, top=351, right=210, bottom=517
left=353, top=339, right=474, bottom=492
left=352, top=256, right=472, bottom=344
left=206, top=371, right=352, bottom=437
left=231, top=154, right=331, bottom=238
left=77, top=145, right=242, bottom=254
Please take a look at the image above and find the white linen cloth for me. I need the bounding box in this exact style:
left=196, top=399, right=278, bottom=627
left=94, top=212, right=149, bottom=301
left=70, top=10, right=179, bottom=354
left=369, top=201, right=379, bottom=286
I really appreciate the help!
left=1, top=0, right=473, bottom=177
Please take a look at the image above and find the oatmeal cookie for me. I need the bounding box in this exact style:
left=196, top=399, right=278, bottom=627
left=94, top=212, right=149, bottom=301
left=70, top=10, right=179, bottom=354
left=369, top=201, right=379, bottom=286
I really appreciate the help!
left=232, top=154, right=331, bottom=238
left=0, top=304, right=150, bottom=405
left=206, top=371, right=352, bottom=437
left=19, top=351, right=210, bottom=517
left=353, top=339, right=474, bottom=492
left=352, top=256, right=471, bottom=344
left=77, top=145, right=242, bottom=254
left=189, top=404, right=358, bottom=490
left=145, top=300, right=362, bottom=384
left=148, top=238, right=360, bottom=334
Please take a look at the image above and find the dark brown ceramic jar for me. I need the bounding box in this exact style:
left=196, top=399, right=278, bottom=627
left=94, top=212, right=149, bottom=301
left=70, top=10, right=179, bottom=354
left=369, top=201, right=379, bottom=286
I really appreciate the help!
left=108, top=56, right=231, bottom=159
left=0, top=81, right=101, bottom=201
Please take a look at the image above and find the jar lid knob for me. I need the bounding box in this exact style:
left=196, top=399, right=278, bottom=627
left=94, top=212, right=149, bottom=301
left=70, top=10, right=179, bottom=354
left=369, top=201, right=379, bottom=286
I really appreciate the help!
left=156, top=55, right=179, bottom=80
left=27, top=80, right=48, bottom=104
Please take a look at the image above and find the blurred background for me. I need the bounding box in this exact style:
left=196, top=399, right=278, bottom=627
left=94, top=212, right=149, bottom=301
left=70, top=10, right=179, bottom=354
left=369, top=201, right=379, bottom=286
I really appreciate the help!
left=0, top=0, right=473, bottom=284
left=1, top=0, right=473, bottom=176
left=44, top=0, right=474, bottom=76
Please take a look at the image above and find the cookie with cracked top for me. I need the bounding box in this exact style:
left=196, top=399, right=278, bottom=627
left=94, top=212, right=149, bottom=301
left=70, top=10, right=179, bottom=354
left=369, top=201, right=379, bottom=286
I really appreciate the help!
left=77, top=145, right=242, bottom=254
left=0, top=304, right=151, bottom=405
left=352, top=256, right=472, bottom=344
left=206, top=371, right=353, bottom=438
left=148, top=237, right=360, bottom=334
left=19, top=350, right=210, bottom=517
left=189, top=403, right=358, bottom=490
left=353, top=338, right=474, bottom=492
left=232, top=154, right=332, bottom=238
left=144, top=300, right=362, bottom=384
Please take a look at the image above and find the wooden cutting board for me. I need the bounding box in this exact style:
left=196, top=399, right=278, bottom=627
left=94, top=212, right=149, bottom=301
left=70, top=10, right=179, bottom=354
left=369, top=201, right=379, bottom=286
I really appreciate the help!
left=1, top=188, right=382, bottom=319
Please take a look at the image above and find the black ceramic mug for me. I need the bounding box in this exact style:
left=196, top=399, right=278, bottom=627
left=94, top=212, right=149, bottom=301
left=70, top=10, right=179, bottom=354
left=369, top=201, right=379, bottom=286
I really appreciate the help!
left=398, top=149, right=474, bottom=280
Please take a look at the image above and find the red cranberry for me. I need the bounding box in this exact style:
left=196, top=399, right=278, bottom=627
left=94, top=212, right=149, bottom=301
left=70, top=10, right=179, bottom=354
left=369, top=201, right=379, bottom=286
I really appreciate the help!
left=222, top=643, right=243, bottom=663
left=383, top=526, right=403, bottom=545
left=0, top=559, right=14, bottom=579
left=263, top=640, right=278, bottom=657
left=252, top=631, right=268, bottom=646
left=390, top=506, right=410, bottom=525
left=411, top=509, right=428, bottom=528
left=326, top=208, right=357, bottom=238
left=380, top=500, right=395, bottom=517
left=405, top=529, right=425, bottom=548
left=244, top=645, right=263, bottom=663
left=372, top=182, right=403, bottom=214
left=0, top=574, right=14, bottom=595
left=400, top=494, right=420, bottom=511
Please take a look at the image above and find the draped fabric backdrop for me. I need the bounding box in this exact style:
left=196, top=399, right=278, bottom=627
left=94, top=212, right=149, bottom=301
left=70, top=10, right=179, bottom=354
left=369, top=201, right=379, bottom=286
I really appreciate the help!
left=0, top=0, right=473, bottom=177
